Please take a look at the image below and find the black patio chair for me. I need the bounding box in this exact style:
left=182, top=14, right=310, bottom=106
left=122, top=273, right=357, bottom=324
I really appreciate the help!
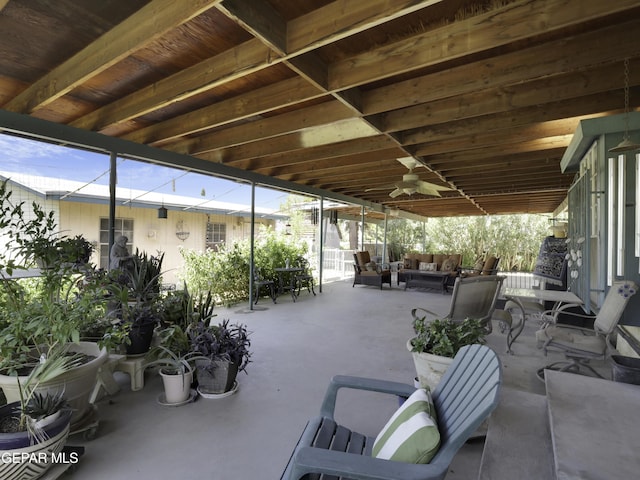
left=294, top=256, right=316, bottom=297
left=252, top=266, right=276, bottom=305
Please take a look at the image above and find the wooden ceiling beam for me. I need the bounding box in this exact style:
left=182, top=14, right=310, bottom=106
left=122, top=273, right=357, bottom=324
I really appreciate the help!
left=409, top=119, right=579, bottom=157
left=382, top=59, right=640, bottom=133
left=69, top=0, right=445, bottom=133
left=444, top=164, right=564, bottom=180
left=72, top=38, right=274, bottom=131
left=4, top=0, right=221, bottom=114
left=217, top=0, right=287, bottom=54
left=428, top=148, right=568, bottom=171
left=122, top=77, right=323, bottom=145
left=172, top=101, right=354, bottom=155
left=220, top=135, right=399, bottom=170
left=362, top=18, right=640, bottom=115
left=402, top=94, right=638, bottom=146
left=417, top=135, right=572, bottom=160
left=261, top=152, right=404, bottom=179
left=287, top=0, right=442, bottom=53
left=328, top=0, right=640, bottom=90
left=279, top=159, right=408, bottom=182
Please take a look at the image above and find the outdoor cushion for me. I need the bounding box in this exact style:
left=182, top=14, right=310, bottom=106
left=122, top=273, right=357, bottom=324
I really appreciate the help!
left=473, top=259, right=484, bottom=273
left=441, top=258, right=456, bottom=272
left=419, top=262, right=438, bottom=271
left=356, top=251, right=371, bottom=266
left=432, top=254, right=446, bottom=267
left=372, top=388, right=440, bottom=464
left=482, top=256, right=498, bottom=274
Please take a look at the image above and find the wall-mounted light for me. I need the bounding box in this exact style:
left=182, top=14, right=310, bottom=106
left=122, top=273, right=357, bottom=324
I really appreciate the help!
left=285, top=222, right=292, bottom=235
left=176, top=220, right=190, bottom=241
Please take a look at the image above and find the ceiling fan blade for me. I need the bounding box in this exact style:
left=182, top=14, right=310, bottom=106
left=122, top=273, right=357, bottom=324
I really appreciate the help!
left=365, top=183, right=398, bottom=192
left=417, top=180, right=451, bottom=192
left=415, top=187, right=442, bottom=197
left=389, top=188, right=404, bottom=198
left=396, top=156, right=423, bottom=171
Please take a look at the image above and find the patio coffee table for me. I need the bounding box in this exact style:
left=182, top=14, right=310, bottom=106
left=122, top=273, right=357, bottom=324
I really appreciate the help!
left=402, top=269, right=450, bottom=294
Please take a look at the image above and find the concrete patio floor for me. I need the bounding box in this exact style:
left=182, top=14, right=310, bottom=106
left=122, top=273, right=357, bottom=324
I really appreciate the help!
left=70, top=276, right=612, bottom=479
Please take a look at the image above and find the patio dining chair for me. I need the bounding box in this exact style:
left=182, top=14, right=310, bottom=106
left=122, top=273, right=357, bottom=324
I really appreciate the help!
left=535, top=280, right=638, bottom=379
left=252, top=266, right=276, bottom=306
left=293, top=256, right=316, bottom=297
left=281, top=344, right=502, bottom=480
left=411, top=275, right=506, bottom=333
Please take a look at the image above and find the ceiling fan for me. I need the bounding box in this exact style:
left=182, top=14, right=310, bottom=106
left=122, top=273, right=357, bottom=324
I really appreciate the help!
left=365, top=157, right=452, bottom=198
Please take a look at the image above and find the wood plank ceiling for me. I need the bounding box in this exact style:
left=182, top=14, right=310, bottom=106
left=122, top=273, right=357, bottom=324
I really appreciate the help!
left=1, top=0, right=639, bottom=218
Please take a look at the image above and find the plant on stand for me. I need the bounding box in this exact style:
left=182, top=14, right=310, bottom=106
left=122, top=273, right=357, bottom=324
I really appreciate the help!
left=408, top=316, right=487, bottom=390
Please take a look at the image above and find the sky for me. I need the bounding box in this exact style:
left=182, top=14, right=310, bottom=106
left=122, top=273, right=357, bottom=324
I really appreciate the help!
left=0, top=133, right=290, bottom=210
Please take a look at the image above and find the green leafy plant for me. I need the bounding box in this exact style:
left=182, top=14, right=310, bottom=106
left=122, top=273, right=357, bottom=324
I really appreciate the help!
left=188, top=319, right=251, bottom=374
left=7, top=344, right=82, bottom=442
left=0, top=181, right=117, bottom=373
left=179, top=230, right=306, bottom=306
left=410, top=317, right=487, bottom=358
left=57, top=235, right=94, bottom=265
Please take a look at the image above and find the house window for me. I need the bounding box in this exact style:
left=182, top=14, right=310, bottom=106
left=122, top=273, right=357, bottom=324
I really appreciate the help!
left=99, top=218, right=134, bottom=269
left=206, top=222, right=226, bottom=250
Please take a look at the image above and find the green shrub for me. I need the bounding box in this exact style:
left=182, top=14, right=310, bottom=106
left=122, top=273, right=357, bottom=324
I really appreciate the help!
left=178, top=231, right=306, bottom=307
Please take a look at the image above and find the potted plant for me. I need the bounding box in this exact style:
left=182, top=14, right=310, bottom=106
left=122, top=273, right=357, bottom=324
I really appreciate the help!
left=0, top=182, right=110, bottom=427
left=57, top=234, right=94, bottom=265
left=189, top=319, right=251, bottom=395
left=0, top=344, right=80, bottom=479
left=407, top=316, right=487, bottom=390
left=146, top=343, right=197, bottom=405
left=127, top=249, right=164, bottom=303
left=102, top=251, right=165, bottom=356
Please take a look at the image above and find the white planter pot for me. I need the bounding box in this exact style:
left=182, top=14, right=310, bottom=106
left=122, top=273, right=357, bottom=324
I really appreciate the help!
left=407, top=339, right=453, bottom=391
left=0, top=342, right=108, bottom=428
left=159, top=368, right=193, bottom=404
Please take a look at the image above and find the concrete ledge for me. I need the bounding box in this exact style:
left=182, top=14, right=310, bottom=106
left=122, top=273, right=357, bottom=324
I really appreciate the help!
left=478, top=387, right=554, bottom=480
left=546, top=370, right=640, bottom=480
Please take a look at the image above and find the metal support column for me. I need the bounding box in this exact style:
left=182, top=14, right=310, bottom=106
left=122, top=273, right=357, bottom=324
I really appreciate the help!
left=360, top=205, right=366, bottom=251
left=383, top=213, right=388, bottom=264
left=319, top=196, right=324, bottom=293
left=248, top=182, right=256, bottom=310
left=108, top=152, right=117, bottom=267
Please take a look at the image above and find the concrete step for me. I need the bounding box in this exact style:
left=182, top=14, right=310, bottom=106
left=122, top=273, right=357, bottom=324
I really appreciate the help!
left=545, top=370, right=640, bottom=480
left=478, top=386, right=555, bottom=480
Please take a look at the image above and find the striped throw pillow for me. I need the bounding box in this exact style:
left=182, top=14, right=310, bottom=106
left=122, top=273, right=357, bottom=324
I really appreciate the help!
left=372, top=388, right=440, bottom=463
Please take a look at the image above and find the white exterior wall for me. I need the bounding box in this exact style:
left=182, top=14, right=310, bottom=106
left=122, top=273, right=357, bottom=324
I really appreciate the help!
left=58, top=202, right=274, bottom=285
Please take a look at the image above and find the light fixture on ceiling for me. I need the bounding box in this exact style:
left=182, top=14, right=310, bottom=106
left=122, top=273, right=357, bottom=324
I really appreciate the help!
left=610, top=58, right=640, bottom=153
